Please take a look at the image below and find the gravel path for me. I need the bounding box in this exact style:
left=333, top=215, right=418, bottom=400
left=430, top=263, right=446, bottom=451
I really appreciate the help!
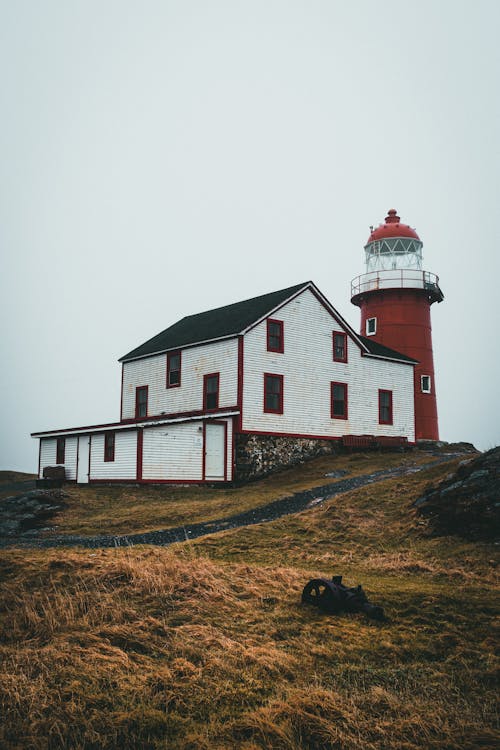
left=0, top=453, right=464, bottom=550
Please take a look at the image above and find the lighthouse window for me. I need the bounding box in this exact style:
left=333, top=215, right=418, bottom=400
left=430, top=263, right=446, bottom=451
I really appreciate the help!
left=333, top=332, right=348, bottom=363
left=421, top=375, right=431, bottom=393
left=379, top=389, right=393, bottom=425
left=366, top=317, right=377, bottom=336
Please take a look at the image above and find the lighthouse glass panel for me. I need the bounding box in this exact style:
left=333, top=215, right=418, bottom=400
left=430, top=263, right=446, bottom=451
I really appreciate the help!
left=365, top=238, right=423, bottom=273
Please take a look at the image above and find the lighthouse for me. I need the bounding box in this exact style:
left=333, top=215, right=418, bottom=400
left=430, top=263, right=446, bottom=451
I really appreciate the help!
left=351, top=209, right=444, bottom=441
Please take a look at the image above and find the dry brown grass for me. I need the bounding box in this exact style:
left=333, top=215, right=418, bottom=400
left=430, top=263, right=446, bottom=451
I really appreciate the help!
left=1, top=452, right=498, bottom=749
left=47, top=449, right=431, bottom=536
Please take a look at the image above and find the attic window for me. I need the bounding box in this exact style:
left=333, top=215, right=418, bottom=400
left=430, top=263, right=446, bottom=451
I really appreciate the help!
left=167, top=351, right=181, bottom=388
left=267, top=319, right=284, bottom=353
left=333, top=332, right=347, bottom=363
left=366, top=318, right=377, bottom=336
left=421, top=375, right=431, bottom=393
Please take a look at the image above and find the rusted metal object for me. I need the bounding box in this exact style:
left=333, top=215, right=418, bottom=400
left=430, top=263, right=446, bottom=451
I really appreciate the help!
left=302, top=575, right=385, bottom=620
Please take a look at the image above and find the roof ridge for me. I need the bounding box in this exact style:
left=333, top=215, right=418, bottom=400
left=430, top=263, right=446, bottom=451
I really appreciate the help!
left=120, top=281, right=311, bottom=362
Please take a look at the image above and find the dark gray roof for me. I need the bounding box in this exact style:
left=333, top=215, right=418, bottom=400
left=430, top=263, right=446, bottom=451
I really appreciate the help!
left=358, top=335, right=418, bottom=364
left=120, top=282, right=310, bottom=362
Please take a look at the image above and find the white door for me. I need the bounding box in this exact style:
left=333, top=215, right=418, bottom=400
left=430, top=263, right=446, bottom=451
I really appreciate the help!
left=77, top=436, right=90, bottom=483
left=204, top=423, right=225, bottom=480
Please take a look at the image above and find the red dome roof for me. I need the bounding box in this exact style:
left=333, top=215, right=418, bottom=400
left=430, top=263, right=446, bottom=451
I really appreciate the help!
left=367, top=209, right=420, bottom=243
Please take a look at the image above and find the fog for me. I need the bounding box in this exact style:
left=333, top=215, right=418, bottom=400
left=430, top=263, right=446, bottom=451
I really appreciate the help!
left=1, top=0, right=499, bottom=471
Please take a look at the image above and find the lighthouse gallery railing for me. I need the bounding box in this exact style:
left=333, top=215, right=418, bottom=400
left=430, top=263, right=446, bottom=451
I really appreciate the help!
left=351, top=269, right=441, bottom=298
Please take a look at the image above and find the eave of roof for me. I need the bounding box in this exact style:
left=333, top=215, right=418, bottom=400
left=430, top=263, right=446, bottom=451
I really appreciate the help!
left=358, top=335, right=418, bottom=364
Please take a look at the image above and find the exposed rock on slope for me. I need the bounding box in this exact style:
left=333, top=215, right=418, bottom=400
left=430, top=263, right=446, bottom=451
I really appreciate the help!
left=414, top=447, right=500, bottom=540
left=0, top=490, right=67, bottom=537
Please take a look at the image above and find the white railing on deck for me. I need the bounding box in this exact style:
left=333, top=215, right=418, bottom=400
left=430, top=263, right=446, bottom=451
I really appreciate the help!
left=351, top=269, right=440, bottom=297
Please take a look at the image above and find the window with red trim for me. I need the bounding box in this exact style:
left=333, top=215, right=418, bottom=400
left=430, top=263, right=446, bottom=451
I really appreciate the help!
left=203, top=373, right=219, bottom=411
left=167, top=351, right=181, bottom=388
left=331, top=382, right=348, bottom=419
left=333, top=332, right=347, bottom=363
left=56, top=437, right=65, bottom=464
left=104, top=432, right=115, bottom=462
left=379, top=389, right=393, bottom=425
left=267, top=319, right=284, bottom=353
left=264, top=373, right=283, bottom=414
left=135, top=386, right=148, bottom=418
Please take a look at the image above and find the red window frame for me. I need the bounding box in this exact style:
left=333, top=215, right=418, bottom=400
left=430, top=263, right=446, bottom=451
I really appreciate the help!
left=333, top=331, right=348, bottom=363
left=135, top=386, right=148, bottom=419
left=104, top=432, right=115, bottom=462
left=167, top=350, right=181, bottom=388
left=267, top=319, right=284, bottom=353
left=56, top=437, right=65, bottom=464
left=379, top=389, right=393, bottom=425
left=264, top=373, right=284, bottom=414
left=331, top=382, right=348, bottom=420
left=203, top=373, right=220, bottom=411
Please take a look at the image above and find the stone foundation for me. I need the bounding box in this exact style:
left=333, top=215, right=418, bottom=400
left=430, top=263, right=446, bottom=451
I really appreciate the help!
left=235, top=433, right=339, bottom=482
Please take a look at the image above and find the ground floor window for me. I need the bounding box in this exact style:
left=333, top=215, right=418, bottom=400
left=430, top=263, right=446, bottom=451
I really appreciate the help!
left=56, top=437, right=65, bottom=464
left=104, top=432, right=115, bottom=462
left=331, top=382, right=348, bottom=419
left=379, top=389, right=393, bottom=424
left=264, top=373, right=284, bottom=414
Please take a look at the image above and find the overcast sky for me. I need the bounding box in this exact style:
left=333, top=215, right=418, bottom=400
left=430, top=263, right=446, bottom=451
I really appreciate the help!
left=1, top=0, right=499, bottom=472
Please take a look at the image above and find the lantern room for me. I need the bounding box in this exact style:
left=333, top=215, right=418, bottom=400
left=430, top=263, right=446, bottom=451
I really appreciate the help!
left=351, top=209, right=443, bottom=304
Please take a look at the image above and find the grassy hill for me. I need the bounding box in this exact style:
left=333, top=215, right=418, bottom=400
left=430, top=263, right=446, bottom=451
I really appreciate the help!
left=0, top=448, right=498, bottom=749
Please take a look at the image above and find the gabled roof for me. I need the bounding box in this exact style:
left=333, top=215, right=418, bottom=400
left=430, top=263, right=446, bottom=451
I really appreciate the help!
left=120, top=280, right=417, bottom=365
left=358, top=335, right=418, bottom=364
left=120, top=282, right=309, bottom=362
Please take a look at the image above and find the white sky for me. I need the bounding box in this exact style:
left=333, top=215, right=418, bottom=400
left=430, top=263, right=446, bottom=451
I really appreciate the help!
left=1, top=0, right=499, bottom=471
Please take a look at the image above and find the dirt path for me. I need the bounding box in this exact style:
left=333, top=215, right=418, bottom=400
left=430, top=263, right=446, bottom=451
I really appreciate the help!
left=0, top=453, right=466, bottom=550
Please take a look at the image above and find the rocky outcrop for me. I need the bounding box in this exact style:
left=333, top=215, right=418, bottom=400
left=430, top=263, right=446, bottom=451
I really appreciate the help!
left=414, top=447, right=499, bottom=541
left=235, top=434, right=338, bottom=482
left=0, top=490, right=67, bottom=537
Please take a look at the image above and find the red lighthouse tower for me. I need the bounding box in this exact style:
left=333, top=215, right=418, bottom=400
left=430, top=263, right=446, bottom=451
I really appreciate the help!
left=351, top=209, right=444, bottom=441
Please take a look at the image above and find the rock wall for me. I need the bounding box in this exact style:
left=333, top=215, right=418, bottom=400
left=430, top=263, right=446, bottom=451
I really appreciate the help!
left=235, top=434, right=338, bottom=482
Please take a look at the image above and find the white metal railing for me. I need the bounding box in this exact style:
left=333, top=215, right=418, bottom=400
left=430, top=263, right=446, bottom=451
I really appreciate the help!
left=351, top=269, right=441, bottom=297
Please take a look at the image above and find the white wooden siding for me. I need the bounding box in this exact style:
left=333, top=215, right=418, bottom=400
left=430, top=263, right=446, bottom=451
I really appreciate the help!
left=39, top=438, right=56, bottom=478
left=121, top=339, right=238, bottom=419
left=39, top=437, right=78, bottom=479
left=142, top=422, right=203, bottom=481
left=242, top=288, right=415, bottom=442
left=90, top=431, right=137, bottom=480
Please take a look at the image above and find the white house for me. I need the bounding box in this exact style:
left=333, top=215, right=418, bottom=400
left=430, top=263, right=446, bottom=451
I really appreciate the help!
left=32, top=281, right=417, bottom=484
